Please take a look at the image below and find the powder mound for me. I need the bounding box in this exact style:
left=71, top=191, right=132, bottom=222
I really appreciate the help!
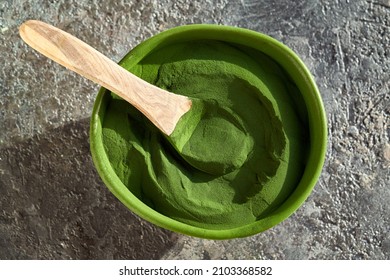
left=169, top=99, right=254, bottom=175
left=102, top=40, right=307, bottom=229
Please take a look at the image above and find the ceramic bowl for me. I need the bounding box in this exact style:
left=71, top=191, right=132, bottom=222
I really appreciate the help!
left=90, top=25, right=327, bottom=239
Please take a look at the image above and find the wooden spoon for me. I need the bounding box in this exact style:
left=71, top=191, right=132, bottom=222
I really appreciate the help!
left=19, top=20, right=192, bottom=136
left=20, top=20, right=252, bottom=176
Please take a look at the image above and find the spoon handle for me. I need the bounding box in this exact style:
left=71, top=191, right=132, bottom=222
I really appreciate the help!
left=19, top=20, right=191, bottom=135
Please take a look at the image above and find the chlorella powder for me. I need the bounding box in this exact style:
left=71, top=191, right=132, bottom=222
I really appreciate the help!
left=101, top=40, right=308, bottom=230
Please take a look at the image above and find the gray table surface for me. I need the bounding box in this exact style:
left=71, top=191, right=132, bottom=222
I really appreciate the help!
left=0, top=0, right=389, bottom=259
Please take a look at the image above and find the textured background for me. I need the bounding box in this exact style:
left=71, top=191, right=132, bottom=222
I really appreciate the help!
left=0, top=0, right=389, bottom=259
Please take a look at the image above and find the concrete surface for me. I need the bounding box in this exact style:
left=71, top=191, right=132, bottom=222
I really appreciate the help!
left=0, top=0, right=389, bottom=259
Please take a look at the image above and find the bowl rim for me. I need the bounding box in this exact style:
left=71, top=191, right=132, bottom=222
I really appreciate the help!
left=90, top=24, right=327, bottom=239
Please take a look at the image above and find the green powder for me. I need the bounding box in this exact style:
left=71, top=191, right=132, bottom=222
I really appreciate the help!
left=102, top=40, right=307, bottom=229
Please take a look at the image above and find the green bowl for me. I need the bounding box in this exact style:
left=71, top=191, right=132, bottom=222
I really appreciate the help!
left=90, top=25, right=327, bottom=239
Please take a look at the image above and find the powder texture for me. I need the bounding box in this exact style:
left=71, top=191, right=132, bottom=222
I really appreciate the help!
left=102, top=40, right=307, bottom=229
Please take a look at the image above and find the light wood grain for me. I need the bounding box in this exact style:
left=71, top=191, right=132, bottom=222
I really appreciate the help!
left=19, top=20, right=192, bottom=135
